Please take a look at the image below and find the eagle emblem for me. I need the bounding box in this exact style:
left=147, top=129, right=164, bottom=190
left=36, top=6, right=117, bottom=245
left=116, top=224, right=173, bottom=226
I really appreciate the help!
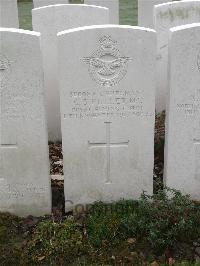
left=82, top=36, right=132, bottom=87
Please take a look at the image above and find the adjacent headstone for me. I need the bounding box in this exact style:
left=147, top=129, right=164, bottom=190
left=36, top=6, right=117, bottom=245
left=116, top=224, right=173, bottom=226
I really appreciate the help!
left=0, top=0, right=19, bottom=28
left=138, top=0, right=172, bottom=29
left=165, top=23, right=200, bottom=201
left=58, top=25, right=156, bottom=210
left=0, top=28, right=51, bottom=216
left=154, top=0, right=200, bottom=112
left=85, top=0, right=119, bottom=24
left=32, top=4, right=109, bottom=142
left=33, top=0, right=69, bottom=8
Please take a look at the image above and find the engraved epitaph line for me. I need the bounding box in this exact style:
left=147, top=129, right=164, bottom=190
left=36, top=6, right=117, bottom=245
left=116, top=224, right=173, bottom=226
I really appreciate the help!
left=88, top=122, right=129, bottom=184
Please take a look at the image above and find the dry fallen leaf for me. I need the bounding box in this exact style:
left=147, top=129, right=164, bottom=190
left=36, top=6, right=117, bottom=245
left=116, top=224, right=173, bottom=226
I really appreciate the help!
left=127, top=238, right=137, bottom=244
left=150, top=261, right=159, bottom=266
left=37, top=256, right=45, bottom=261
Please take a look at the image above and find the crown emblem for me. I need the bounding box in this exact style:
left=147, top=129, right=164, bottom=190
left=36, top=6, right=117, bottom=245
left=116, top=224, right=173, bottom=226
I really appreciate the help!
left=99, top=36, right=117, bottom=50
left=82, top=36, right=132, bottom=87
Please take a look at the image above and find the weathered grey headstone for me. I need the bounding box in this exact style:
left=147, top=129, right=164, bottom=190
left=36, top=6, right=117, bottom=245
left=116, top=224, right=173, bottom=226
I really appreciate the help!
left=0, top=0, right=19, bottom=28
left=154, top=0, right=200, bottom=112
left=32, top=4, right=109, bottom=142
left=58, top=25, right=156, bottom=210
left=33, top=0, right=69, bottom=8
left=138, top=0, right=172, bottom=29
left=0, top=28, right=51, bottom=216
left=165, top=23, right=200, bottom=201
left=84, top=0, right=119, bottom=24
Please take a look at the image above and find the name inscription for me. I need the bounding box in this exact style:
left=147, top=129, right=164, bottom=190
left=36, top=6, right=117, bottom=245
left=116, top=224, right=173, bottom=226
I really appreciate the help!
left=176, top=89, right=200, bottom=181
left=65, top=89, right=152, bottom=119
left=176, top=89, right=200, bottom=115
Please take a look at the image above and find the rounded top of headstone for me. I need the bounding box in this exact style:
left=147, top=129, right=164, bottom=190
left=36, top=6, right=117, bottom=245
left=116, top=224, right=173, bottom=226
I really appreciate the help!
left=57, top=24, right=156, bottom=37
left=0, top=27, right=41, bottom=37
left=32, top=4, right=109, bottom=11
left=155, top=0, right=200, bottom=9
left=170, top=22, right=200, bottom=32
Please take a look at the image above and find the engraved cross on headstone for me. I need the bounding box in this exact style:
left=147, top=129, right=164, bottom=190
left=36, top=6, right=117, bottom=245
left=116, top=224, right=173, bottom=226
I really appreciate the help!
left=88, top=122, right=129, bottom=184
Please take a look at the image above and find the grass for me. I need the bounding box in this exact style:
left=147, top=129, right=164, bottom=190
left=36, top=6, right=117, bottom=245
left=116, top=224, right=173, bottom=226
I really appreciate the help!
left=0, top=188, right=199, bottom=265
left=18, top=0, right=138, bottom=30
left=18, top=1, right=33, bottom=30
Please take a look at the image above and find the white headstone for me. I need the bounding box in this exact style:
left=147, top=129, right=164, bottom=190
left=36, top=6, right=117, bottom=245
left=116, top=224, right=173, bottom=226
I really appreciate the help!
left=154, top=0, right=200, bottom=112
left=58, top=25, right=156, bottom=210
left=138, top=0, right=172, bottom=29
left=165, top=23, right=200, bottom=201
left=84, top=0, right=119, bottom=24
left=0, top=28, right=51, bottom=216
left=32, top=4, right=109, bottom=142
left=0, top=0, right=19, bottom=28
left=33, top=0, right=69, bottom=8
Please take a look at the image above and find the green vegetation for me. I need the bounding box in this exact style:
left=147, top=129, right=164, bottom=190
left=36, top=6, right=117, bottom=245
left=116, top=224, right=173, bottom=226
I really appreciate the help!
left=86, top=188, right=200, bottom=264
left=0, top=188, right=199, bottom=265
left=22, top=216, right=84, bottom=264
left=18, top=1, right=33, bottom=30
left=17, top=0, right=137, bottom=30
left=0, top=213, right=23, bottom=265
